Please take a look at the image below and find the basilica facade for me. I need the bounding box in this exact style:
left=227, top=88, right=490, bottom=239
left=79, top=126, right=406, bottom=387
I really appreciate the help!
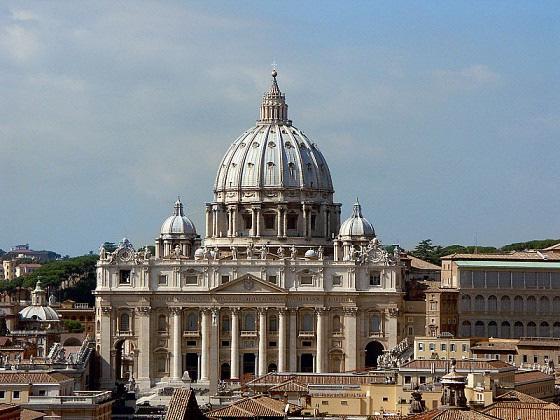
left=94, top=71, right=406, bottom=392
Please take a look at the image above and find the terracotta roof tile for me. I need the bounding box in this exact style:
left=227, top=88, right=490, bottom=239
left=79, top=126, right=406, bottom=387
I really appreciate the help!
left=0, top=372, right=72, bottom=384
left=207, top=395, right=300, bottom=419
left=20, top=409, right=45, bottom=420
left=268, top=380, right=307, bottom=393
left=400, top=359, right=512, bottom=371
left=515, top=370, right=554, bottom=385
left=408, top=408, right=499, bottom=420
left=165, top=388, right=205, bottom=420
left=482, top=407, right=560, bottom=420
left=495, top=390, right=551, bottom=404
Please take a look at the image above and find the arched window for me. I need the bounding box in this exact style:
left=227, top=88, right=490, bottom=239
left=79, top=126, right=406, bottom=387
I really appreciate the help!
left=540, top=296, right=550, bottom=313
left=268, top=363, right=277, bottom=372
left=514, top=296, right=524, bottom=312
left=474, top=295, right=485, bottom=312
left=540, top=321, right=550, bottom=337
left=527, top=321, right=536, bottom=337
left=120, top=313, right=130, bottom=332
left=268, top=315, right=278, bottom=332
left=461, top=295, right=471, bottom=312
left=501, top=296, right=511, bottom=312
left=461, top=321, right=471, bottom=337
left=501, top=321, right=511, bottom=338
left=221, top=316, right=231, bottom=334
left=332, top=315, right=342, bottom=333
left=514, top=321, right=524, bottom=338
left=96, top=320, right=101, bottom=332
left=553, top=322, right=560, bottom=338
left=302, top=313, right=314, bottom=332
left=186, top=312, right=198, bottom=332
left=487, top=296, right=497, bottom=312
left=488, top=321, right=498, bottom=337
left=474, top=321, right=485, bottom=336
left=244, top=312, right=256, bottom=331
left=526, top=296, right=537, bottom=313
left=370, top=314, right=381, bottom=334
left=554, top=297, right=560, bottom=313
left=158, top=315, right=167, bottom=332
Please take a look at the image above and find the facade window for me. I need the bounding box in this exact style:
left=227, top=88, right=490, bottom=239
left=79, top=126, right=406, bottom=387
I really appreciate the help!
left=287, top=214, right=298, bottom=230
left=221, top=316, right=231, bottom=334
left=302, top=313, right=314, bottom=331
left=441, top=344, right=446, bottom=351
left=430, top=302, right=437, bottom=310
left=404, top=375, right=412, bottom=384
left=158, top=275, right=168, bottom=285
left=119, top=270, right=131, bottom=284
left=244, top=312, right=256, bottom=331
left=186, top=313, right=198, bottom=332
left=300, top=275, right=313, bottom=285
left=269, top=341, right=277, bottom=347
left=0, top=391, right=4, bottom=398
left=332, top=275, right=342, bottom=286
left=13, top=391, right=20, bottom=399
left=310, top=214, right=317, bottom=231
left=264, top=214, right=276, bottom=230
left=450, top=343, right=456, bottom=352
left=185, top=275, right=198, bottom=285
left=419, top=376, right=426, bottom=384
left=370, top=314, right=381, bottom=334
left=341, top=401, right=348, bottom=406
left=369, top=272, right=381, bottom=286
left=158, top=315, right=167, bottom=332
left=462, top=344, right=468, bottom=352
left=221, top=340, right=230, bottom=347
left=429, top=343, right=435, bottom=351
left=268, top=275, right=277, bottom=284
left=269, top=315, right=278, bottom=332
left=38, top=390, right=46, bottom=396
left=157, top=354, right=167, bottom=373
left=333, top=315, right=342, bottom=333
left=408, top=326, right=414, bottom=335
left=322, top=401, right=329, bottom=406
left=120, top=313, right=130, bottom=332
left=523, top=355, right=528, bottom=363
left=221, top=275, right=230, bottom=284
left=418, top=342, right=424, bottom=351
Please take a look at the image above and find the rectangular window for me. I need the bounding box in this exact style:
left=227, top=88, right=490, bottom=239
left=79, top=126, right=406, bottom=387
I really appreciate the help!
left=450, top=344, right=456, bottom=352
left=158, top=274, right=168, bottom=285
left=12, top=391, right=20, bottom=399
left=185, top=275, right=198, bottom=285
left=462, top=344, right=468, bottom=352
left=383, top=397, right=389, bottom=402
left=523, top=355, right=528, bottom=363
left=418, top=343, right=424, bottom=351
left=302, top=341, right=312, bottom=347
left=408, top=326, right=414, bottom=336
left=369, top=273, right=381, bottom=286
left=287, top=214, right=298, bottom=230
left=119, top=270, right=131, bottom=284
left=264, top=214, right=276, bottom=230
left=429, top=343, right=435, bottom=351
left=186, top=340, right=197, bottom=346
left=419, top=376, right=426, bottom=384
left=0, top=391, right=4, bottom=398
left=244, top=214, right=252, bottom=230
left=269, top=341, right=277, bottom=347
left=38, top=390, right=46, bottom=396
left=268, top=275, right=277, bottom=284
left=441, top=344, right=446, bottom=351
left=322, top=401, right=329, bottom=406
left=404, top=376, right=412, bottom=384
left=310, top=214, right=317, bottom=231
left=300, top=276, right=313, bottom=285
left=341, top=401, right=348, bottom=406
left=332, top=275, right=342, bottom=286
left=221, top=340, right=230, bottom=347
left=534, top=355, right=538, bottom=363
left=221, top=275, right=230, bottom=284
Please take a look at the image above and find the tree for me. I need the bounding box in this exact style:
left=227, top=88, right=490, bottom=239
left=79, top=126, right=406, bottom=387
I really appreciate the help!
left=410, top=239, right=442, bottom=265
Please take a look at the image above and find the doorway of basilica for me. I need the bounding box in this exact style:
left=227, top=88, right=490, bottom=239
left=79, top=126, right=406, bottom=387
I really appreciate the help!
left=243, top=353, right=256, bottom=378
left=185, top=353, right=198, bottom=381
left=300, top=353, right=314, bottom=372
left=329, top=350, right=345, bottom=372
left=365, top=341, right=384, bottom=368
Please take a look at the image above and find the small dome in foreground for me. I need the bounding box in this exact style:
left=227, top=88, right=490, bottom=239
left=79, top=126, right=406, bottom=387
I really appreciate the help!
left=339, top=199, right=375, bottom=238
left=160, top=198, right=197, bottom=238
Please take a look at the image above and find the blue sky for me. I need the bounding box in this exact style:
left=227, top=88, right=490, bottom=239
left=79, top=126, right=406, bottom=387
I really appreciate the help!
left=0, top=1, right=558, bottom=255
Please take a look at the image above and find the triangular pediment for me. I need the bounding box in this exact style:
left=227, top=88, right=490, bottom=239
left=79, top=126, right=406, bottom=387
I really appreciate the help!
left=211, top=274, right=287, bottom=294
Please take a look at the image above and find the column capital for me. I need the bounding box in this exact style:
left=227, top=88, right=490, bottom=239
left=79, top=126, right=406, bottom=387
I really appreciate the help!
left=101, top=306, right=112, bottom=315
left=288, top=307, right=299, bottom=314
left=277, top=307, right=288, bottom=316
left=257, top=307, right=268, bottom=315
left=315, top=307, right=328, bottom=316
left=230, top=307, right=240, bottom=315
left=343, top=307, right=358, bottom=317
left=135, top=306, right=151, bottom=316
left=169, top=307, right=183, bottom=315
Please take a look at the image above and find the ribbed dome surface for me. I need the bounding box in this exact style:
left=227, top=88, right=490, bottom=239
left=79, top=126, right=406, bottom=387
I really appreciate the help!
left=19, top=305, right=59, bottom=321
left=214, top=71, right=333, bottom=197
left=160, top=199, right=196, bottom=237
left=339, top=200, right=375, bottom=238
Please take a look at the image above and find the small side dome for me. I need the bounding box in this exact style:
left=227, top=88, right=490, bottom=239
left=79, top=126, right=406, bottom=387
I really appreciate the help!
left=160, top=198, right=197, bottom=238
left=19, top=305, right=60, bottom=321
left=305, top=249, right=318, bottom=259
left=339, top=199, right=375, bottom=238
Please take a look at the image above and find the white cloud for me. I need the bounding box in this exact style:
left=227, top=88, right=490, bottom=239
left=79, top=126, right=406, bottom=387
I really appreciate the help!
left=0, top=24, right=39, bottom=62
left=433, top=64, right=501, bottom=92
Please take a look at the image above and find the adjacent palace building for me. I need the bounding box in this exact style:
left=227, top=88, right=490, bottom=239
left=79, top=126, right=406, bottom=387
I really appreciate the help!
left=95, top=71, right=405, bottom=392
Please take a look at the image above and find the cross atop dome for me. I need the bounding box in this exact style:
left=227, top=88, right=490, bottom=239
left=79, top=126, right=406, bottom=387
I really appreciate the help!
left=259, top=69, right=289, bottom=124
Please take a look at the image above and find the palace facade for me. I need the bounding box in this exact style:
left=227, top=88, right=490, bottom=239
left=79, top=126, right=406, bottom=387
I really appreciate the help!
left=94, top=70, right=406, bottom=392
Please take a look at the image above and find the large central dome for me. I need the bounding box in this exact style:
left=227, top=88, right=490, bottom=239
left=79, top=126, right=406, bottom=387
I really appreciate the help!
left=214, top=70, right=334, bottom=204
left=205, top=70, right=341, bottom=251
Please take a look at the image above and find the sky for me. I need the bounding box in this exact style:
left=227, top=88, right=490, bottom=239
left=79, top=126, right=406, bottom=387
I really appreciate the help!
left=0, top=1, right=559, bottom=256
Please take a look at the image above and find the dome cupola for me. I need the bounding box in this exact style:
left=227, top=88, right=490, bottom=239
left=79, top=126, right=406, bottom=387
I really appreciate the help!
left=338, top=199, right=375, bottom=238
left=19, top=280, right=59, bottom=322
left=160, top=198, right=197, bottom=238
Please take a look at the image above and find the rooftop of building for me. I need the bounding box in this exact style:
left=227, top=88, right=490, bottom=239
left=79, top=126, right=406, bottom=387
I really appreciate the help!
left=441, top=250, right=560, bottom=262
left=245, top=371, right=392, bottom=388
left=0, top=371, right=73, bottom=384
left=400, top=359, right=513, bottom=372
left=406, top=255, right=442, bottom=271
left=481, top=391, right=560, bottom=420
left=206, top=394, right=301, bottom=419
left=514, top=370, right=554, bottom=385
left=408, top=409, right=500, bottom=420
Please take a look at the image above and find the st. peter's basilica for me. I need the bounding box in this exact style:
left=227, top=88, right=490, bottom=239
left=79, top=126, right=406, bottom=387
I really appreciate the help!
left=95, top=70, right=405, bottom=393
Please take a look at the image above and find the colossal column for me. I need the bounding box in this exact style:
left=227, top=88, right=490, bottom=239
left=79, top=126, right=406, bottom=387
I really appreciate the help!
left=278, top=309, right=287, bottom=372
left=200, top=309, right=210, bottom=382
left=289, top=308, right=298, bottom=371
left=230, top=308, right=240, bottom=380
left=99, top=305, right=114, bottom=389
left=258, top=308, right=267, bottom=376
left=171, top=307, right=182, bottom=380
left=316, top=308, right=326, bottom=373
left=136, top=306, right=152, bottom=389
left=344, top=308, right=357, bottom=371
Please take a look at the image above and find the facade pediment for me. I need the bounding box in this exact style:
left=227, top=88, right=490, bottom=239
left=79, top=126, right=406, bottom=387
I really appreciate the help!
left=211, top=274, right=287, bottom=294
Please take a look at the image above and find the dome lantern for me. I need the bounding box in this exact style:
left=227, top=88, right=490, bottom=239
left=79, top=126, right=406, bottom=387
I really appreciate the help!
left=259, top=69, right=289, bottom=124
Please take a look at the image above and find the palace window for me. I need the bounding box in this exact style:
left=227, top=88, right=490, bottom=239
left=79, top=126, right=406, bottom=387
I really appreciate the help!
left=369, top=272, right=381, bottom=286
left=332, top=275, right=342, bottom=286
left=221, top=316, right=231, bottom=334
left=158, top=274, right=168, bottom=285
left=158, top=315, right=167, bottom=332
left=119, top=270, right=131, bottom=285
left=268, top=275, right=277, bottom=284
left=269, top=315, right=278, bottom=332
left=185, top=275, right=198, bottom=285
left=300, top=275, right=313, bottom=285
left=302, top=313, right=314, bottom=331
left=369, top=314, right=381, bottom=334
left=243, top=214, right=252, bottom=229
left=221, top=275, right=230, bottom=284
left=185, top=313, right=198, bottom=332
left=310, top=214, right=317, bottom=231
left=244, top=312, right=256, bottom=331
left=287, top=214, right=298, bottom=230
left=264, top=214, right=276, bottom=230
